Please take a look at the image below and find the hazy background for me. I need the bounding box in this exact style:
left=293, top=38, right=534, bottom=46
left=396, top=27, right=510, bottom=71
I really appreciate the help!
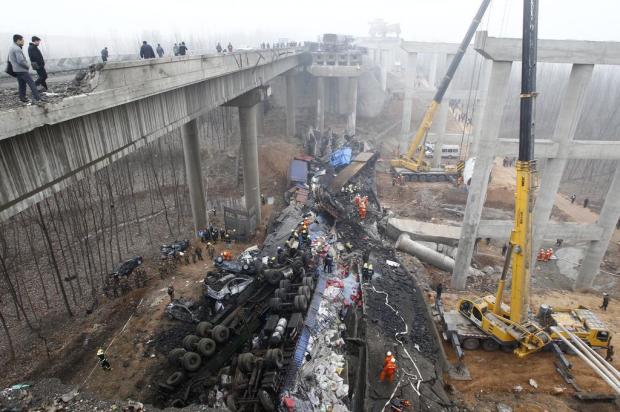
left=2, top=0, right=619, bottom=59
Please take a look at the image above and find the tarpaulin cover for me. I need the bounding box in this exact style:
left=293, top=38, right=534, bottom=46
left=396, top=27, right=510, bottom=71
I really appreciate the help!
left=289, top=159, right=309, bottom=183
left=330, top=147, right=352, bottom=168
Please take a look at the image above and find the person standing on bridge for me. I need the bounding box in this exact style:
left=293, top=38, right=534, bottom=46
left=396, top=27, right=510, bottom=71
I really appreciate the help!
left=100, top=46, right=108, bottom=62
left=178, top=42, right=188, bottom=56
left=140, top=41, right=156, bottom=59
left=216, top=42, right=222, bottom=53
left=156, top=43, right=164, bottom=58
left=7, top=34, right=42, bottom=104
left=28, top=36, right=47, bottom=92
left=173, top=43, right=179, bottom=56
left=227, top=42, right=233, bottom=52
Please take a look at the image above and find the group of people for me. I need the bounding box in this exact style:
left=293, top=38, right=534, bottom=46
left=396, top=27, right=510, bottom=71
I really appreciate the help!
left=502, top=156, right=516, bottom=167
left=215, top=42, right=234, bottom=53
left=100, top=41, right=188, bottom=63
left=354, top=193, right=369, bottom=219
left=5, top=34, right=48, bottom=104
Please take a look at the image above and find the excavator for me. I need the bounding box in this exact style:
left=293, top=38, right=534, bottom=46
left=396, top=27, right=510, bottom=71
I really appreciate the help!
left=390, top=0, right=491, bottom=182
left=444, top=0, right=613, bottom=360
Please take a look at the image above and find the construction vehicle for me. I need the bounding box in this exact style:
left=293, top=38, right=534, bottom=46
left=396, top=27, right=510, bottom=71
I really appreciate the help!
left=390, top=0, right=491, bottom=182
left=438, top=0, right=612, bottom=359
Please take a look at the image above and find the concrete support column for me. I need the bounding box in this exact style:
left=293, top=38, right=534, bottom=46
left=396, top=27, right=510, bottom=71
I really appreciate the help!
left=379, top=49, right=388, bottom=91
left=468, top=59, right=492, bottom=158
left=401, top=52, right=418, bottom=136
left=285, top=74, right=296, bottom=137
left=431, top=93, right=450, bottom=168
left=316, top=76, right=325, bottom=132
left=181, top=119, right=207, bottom=235
left=346, top=77, right=358, bottom=136
left=428, top=54, right=439, bottom=87
left=239, top=104, right=262, bottom=226
left=452, top=61, right=512, bottom=290
left=575, top=164, right=620, bottom=290
left=532, top=64, right=594, bottom=255
left=338, top=77, right=349, bottom=114
left=256, top=101, right=264, bottom=139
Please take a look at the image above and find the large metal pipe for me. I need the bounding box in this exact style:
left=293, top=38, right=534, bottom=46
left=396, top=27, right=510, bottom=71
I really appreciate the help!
left=551, top=327, right=620, bottom=394
left=558, top=325, right=620, bottom=382
left=396, top=234, right=481, bottom=277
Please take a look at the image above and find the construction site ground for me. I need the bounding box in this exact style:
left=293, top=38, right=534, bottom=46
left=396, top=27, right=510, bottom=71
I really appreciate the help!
left=375, top=159, right=620, bottom=411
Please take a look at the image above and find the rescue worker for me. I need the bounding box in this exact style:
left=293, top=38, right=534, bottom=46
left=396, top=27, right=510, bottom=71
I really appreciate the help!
left=362, top=262, right=369, bottom=278
left=606, top=345, right=614, bottom=362
left=379, top=352, right=397, bottom=383
left=570, top=193, right=576, bottom=204
left=359, top=204, right=367, bottom=219
left=97, top=348, right=111, bottom=370
left=354, top=194, right=361, bottom=206
left=167, top=284, right=175, bottom=302
left=277, top=246, right=285, bottom=264
left=368, top=264, right=374, bottom=278
left=289, top=229, right=298, bottom=241
left=323, top=254, right=333, bottom=274
left=269, top=256, right=278, bottom=268
left=207, top=242, right=215, bottom=259
left=545, top=248, right=554, bottom=262
left=435, top=282, right=443, bottom=301
left=537, top=248, right=546, bottom=261
left=195, top=246, right=203, bottom=260
left=182, top=251, right=190, bottom=265
left=225, top=231, right=231, bottom=245
left=601, top=293, right=610, bottom=311
left=192, top=248, right=197, bottom=263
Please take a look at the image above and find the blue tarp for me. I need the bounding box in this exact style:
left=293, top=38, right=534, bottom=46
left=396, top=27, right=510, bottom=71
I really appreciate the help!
left=289, top=159, right=308, bottom=183
left=330, top=147, right=352, bottom=168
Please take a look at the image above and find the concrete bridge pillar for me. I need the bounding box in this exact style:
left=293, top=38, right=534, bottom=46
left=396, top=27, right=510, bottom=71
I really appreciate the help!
left=181, top=119, right=207, bottom=235
left=346, top=77, right=358, bottom=136
left=316, top=76, right=325, bottom=131
left=239, top=104, right=262, bottom=226
left=452, top=60, right=512, bottom=290
left=575, top=164, right=620, bottom=290
left=431, top=93, right=451, bottom=168
left=532, top=64, right=594, bottom=256
left=286, top=74, right=296, bottom=137
left=256, top=101, right=265, bottom=139
left=401, top=52, right=418, bottom=137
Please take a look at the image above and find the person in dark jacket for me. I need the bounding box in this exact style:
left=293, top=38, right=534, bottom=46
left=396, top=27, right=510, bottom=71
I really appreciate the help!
left=28, top=36, right=47, bottom=91
left=156, top=43, right=164, bottom=57
left=139, top=41, right=156, bottom=59
left=101, top=46, right=109, bottom=62
left=227, top=42, right=233, bottom=52
left=216, top=42, right=222, bottom=53
left=178, top=42, right=188, bottom=56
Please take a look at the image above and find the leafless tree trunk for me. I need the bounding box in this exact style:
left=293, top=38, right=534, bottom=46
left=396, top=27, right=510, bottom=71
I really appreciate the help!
left=21, top=214, right=50, bottom=309
left=0, top=306, right=15, bottom=361
left=148, top=148, right=174, bottom=238
left=35, top=203, right=73, bottom=317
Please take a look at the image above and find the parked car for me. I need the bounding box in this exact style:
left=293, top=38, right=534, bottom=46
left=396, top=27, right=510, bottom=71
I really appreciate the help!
left=111, top=256, right=143, bottom=278
left=204, top=274, right=254, bottom=301
left=165, top=298, right=200, bottom=323
left=160, top=240, right=190, bottom=258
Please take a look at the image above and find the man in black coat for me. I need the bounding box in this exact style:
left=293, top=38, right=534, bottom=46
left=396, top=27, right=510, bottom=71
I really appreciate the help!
left=28, top=36, right=47, bottom=91
left=139, top=41, right=156, bottom=59
left=178, top=42, right=188, bottom=56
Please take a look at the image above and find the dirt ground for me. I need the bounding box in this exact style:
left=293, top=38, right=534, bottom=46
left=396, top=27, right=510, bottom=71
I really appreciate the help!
left=377, top=169, right=620, bottom=411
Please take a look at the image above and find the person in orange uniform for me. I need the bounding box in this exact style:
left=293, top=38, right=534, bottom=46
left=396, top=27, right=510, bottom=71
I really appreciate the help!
left=537, top=248, right=545, bottom=261
left=354, top=194, right=361, bottom=206
left=545, top=248, right=553, bottom=262
left=359, top=204, right=367, bottom=219
left=379, top=351, right=397, bottom=383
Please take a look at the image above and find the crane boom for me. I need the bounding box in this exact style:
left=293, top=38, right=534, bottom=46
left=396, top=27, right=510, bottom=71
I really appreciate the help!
left=391, top=0, right=491, bottom=172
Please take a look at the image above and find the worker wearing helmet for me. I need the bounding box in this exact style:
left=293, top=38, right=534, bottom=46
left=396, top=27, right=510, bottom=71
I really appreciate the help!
left=379, top=352, right=396, bottom=383
left=97, top=348, right=111, bottom=370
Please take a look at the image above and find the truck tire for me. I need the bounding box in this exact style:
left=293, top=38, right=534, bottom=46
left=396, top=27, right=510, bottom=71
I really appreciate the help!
left=264, top=348, right=284, bottom=370
left=279, top=279, right=291, bottom=289
left=302, top=276, right=314, bottom=289
left=265, top=269, right=282, bottom=285
left=258, top=389, right=276, bottom=411
left=238, top=352, right=255, bottom=373
left=196, top=321, right=213, bottom=337
left=269, top=297, right=282, bottom=310
left=462, top=338, right=480, bottom=350
left=181, top=351, right=202, bottom=372
left=196, top=338, right=216, bottom=357
left=298, top=285, right=311, bottom=301
left=166, top=371, right=185, bottom=387
left=482, top=339, right=499, bottom=352
left=293, top=295, right=308, bottom=311
left=168, top=347, right=186, bottom=365
left=275, top=288, right=288, bottom=300
left=183, top=334, right=200, bottom=351
left=212, top=325, right=230, bottom=344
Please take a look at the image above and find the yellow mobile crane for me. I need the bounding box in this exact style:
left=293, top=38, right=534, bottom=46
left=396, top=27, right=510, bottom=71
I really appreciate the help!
left=445, top=0, right=611, bottom=358
left=390, top=0, right=491, bottom=182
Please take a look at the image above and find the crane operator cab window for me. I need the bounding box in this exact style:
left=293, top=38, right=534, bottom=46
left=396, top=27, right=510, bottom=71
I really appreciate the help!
left=459, top=301, right=473, bottom=316
left=597, top=330, right=610, bottom=342
left=472, top=307, right=483, bottom=322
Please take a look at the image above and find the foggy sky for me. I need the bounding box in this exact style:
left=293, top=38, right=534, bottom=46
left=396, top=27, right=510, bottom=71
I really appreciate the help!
left=2, top=0, right=619, bottom=58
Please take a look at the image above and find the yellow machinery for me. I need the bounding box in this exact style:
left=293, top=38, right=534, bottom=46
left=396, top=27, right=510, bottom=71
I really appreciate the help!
left=452, top=0, right=610, bottom=358
left=390, top=0, right=491, bottom=180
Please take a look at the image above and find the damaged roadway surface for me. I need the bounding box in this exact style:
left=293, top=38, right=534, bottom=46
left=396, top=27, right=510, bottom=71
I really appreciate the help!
left=313, top=152, right=454, bottom=410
